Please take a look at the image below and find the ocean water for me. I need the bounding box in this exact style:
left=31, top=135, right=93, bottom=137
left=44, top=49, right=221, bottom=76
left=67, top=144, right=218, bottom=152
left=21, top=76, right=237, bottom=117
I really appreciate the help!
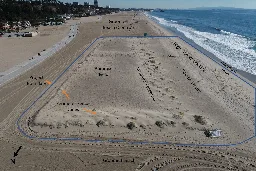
left=145, top=9, right=256, bottom=75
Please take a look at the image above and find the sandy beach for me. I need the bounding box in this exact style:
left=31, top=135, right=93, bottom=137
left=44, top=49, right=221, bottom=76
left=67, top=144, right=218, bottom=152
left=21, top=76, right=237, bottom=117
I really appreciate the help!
left=21, top=36, right=255, bottom=145
left=0, top=16, right=100, bottom=74
left=0, top=24, right=70, bottom=72
left=0, top=12, right=256, bottom=171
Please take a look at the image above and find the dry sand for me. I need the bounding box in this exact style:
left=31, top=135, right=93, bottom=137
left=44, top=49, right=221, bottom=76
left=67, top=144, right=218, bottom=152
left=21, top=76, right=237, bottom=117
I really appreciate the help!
left=0, top=24, right=69, bottom=72
left=0, top=16, right=100, bottom=73
left=0, top=12, right=256, bottom=171
left=21, top=37, right=255, bottom=146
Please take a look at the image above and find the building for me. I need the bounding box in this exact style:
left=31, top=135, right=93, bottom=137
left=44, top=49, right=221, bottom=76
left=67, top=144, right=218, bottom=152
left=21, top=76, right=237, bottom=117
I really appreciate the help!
left=94, top=0, right=98, bottom=7
left=106, top=5, right=110, bottom=8
left=73, top=2, right=79, bottom=6
left=84, top=2, right=90, bottom=6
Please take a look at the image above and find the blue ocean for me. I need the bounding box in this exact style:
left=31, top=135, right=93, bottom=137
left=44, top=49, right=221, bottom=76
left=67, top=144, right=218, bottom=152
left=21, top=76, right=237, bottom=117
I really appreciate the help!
left=146, top=9, right=256, bottom=75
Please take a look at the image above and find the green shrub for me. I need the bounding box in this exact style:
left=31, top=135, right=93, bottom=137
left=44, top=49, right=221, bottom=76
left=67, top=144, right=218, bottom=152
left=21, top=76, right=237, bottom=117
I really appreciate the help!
left=166, top=120, right=176, bottom=127
left=194, top=115, right=207, bottom=125
left=204, top=129, right=212, bottom=137
left=182, top=122, right=189, bottom=127
left=127, top=122, right=136, bottom=130
left=155, top=121, right=165, bottom=128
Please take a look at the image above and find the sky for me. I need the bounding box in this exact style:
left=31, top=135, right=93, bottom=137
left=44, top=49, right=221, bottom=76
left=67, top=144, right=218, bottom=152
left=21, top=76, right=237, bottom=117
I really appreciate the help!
left=61, top=0, right=256, bottom=9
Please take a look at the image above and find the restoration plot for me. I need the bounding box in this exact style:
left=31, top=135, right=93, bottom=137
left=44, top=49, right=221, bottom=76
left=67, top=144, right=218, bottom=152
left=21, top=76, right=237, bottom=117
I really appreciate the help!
left=17, top=37, right=255, bottom=146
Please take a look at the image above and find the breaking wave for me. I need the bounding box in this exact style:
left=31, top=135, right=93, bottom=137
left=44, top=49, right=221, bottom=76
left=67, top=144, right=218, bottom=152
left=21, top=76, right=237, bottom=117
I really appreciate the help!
left=147, top=14, right=256, bottom=75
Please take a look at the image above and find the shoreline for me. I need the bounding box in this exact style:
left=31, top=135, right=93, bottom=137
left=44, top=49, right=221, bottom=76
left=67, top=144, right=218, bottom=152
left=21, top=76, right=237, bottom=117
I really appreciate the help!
left=143, top=12, right=256, bottom=86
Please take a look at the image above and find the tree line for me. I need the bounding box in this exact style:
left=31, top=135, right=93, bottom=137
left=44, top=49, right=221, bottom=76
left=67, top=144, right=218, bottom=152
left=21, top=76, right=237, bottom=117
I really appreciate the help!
left=0, top=0, right=74, bottom=23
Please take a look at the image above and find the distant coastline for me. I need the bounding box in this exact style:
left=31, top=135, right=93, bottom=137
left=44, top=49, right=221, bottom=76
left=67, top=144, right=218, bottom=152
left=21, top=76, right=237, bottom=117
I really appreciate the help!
left=151, top=7, right=255, bottom=11
left=186, top=7, right=254, bottom=10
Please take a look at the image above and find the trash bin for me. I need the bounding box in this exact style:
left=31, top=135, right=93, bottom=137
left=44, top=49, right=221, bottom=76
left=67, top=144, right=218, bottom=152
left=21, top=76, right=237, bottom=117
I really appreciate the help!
left=144, top=33, right=148, bottom=37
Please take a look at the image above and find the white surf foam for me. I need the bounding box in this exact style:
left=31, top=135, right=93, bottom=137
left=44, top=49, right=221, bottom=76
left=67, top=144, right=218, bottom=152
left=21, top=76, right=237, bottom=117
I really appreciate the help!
left=149, top=14, right=256, bottom=75
left=170, top=20, right=178, bottom=23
